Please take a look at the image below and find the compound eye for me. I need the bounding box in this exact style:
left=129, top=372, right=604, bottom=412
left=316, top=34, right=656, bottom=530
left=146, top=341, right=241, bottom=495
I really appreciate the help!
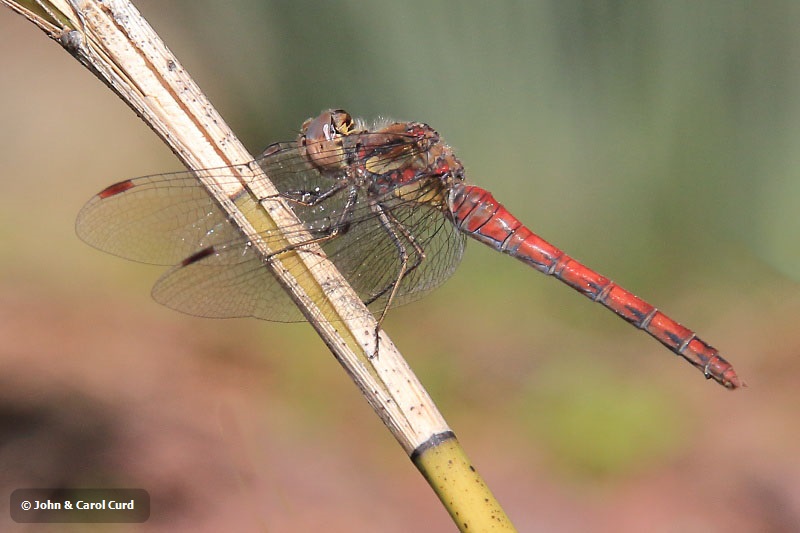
left=299, top=110, right=351, bottom=171
left=301, top=109, right=354, bottom=142
left=329, top=110, right=354, bottom=136
left=301, top=110, right=333, bottom=142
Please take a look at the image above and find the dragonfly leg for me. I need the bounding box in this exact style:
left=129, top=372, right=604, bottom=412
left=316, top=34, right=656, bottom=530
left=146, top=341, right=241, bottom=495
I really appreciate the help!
left=270, top=179, right=350, bottom=207
left=363, top=205, right=427, bottom=314
left=365, top=202, right=426, bottom=358
left=271, top=184, right=359, bottom=245
left=257, top=183, right=362, bottom=294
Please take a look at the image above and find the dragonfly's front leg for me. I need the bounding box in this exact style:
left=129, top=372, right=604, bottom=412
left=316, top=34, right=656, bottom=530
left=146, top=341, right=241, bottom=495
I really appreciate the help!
left=262, top=184, right=360, bottom=261
left=275, top=179, right=350, bottom=208
left=320, top=183, right=359, bottom=238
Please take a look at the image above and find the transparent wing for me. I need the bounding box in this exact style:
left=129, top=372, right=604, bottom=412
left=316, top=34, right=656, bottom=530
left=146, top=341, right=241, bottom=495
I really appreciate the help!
left=75, top=170, right=240, bottom=266
left=316, top=192, right=465, bottom=315
left=151, top=239, right=308, bottom=322
left=76, top=135, right=465, bottom=322
left=150, top=178, right=465, bottom=322
left=75, top=141, right=320, bottom=266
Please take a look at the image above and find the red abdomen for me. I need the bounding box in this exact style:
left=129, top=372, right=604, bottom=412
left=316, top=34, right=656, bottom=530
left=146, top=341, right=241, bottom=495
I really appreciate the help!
left=448, top=183, right=741, bottom=389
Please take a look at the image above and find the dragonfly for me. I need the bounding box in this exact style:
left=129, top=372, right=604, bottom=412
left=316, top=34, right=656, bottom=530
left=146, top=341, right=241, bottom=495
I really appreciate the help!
left=76, top=109, right=741, bottom=389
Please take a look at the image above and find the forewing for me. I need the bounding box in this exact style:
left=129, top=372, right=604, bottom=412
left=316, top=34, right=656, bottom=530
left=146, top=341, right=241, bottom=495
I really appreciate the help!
left=75, top=170, right=242, bottom=265
left=75, top=139, right=328, bottom=266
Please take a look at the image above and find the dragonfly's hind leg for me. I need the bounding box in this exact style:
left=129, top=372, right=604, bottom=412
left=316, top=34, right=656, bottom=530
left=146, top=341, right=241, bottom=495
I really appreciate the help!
left=365, top=202, right=426, bottom=358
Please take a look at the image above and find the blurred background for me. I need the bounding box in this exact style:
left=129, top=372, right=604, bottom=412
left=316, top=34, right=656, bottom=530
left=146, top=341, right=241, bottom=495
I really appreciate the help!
left=1, top=1, right=799, bottom=531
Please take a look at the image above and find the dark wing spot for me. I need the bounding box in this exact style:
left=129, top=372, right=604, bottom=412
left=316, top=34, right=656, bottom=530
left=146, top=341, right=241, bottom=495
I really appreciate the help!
left=181, top=246, right=216, bottom=266
left=98, top=180, right=135, bottom=199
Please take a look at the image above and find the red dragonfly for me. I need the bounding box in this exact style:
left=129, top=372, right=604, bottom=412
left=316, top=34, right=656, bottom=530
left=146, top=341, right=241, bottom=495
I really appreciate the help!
left=76, top=109, right=741, bottom=389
